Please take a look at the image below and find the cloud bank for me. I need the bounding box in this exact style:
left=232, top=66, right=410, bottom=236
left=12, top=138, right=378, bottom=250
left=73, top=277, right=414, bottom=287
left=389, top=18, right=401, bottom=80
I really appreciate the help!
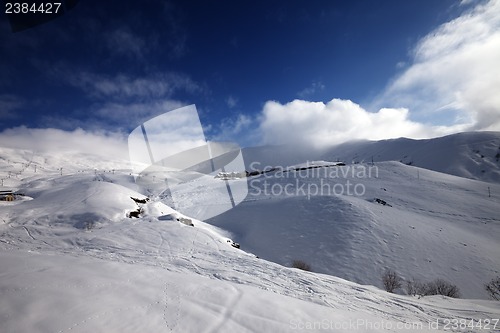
left=1, top=1, right=498, bottom=154
left=377, top=0, right=500, bottom=130
left=258, top=99, right=467, bottom=148
left=42, top=67, right=203, bottom=131
left=258, top=0, right=500, bottom=148
left=0, top=127, right=128, bottom=160
left=63, top=71, right=203, bottom=102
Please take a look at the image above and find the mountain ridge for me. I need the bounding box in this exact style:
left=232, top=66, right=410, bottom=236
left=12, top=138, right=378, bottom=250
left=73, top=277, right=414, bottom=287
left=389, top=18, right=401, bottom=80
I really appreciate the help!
left=1, top=131, right=500, bottom=332
left=242, top=131, right=500, bottom=183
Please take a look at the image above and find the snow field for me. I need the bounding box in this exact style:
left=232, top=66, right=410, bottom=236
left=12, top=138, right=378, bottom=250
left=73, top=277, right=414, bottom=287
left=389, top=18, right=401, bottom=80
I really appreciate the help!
left=1, top=133, right=500, bottom=332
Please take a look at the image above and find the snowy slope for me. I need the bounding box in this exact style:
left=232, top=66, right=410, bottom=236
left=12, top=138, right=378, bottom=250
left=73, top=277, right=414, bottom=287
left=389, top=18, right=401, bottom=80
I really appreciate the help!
left=320, top=132, right=500, bottom=183
left=242, top=132, right=500, bottom=183
left=1, top=133, right=500, bottom=332
left=1, top=170, right=499, bottom=333
left=207, top=161, right=500, bottom=299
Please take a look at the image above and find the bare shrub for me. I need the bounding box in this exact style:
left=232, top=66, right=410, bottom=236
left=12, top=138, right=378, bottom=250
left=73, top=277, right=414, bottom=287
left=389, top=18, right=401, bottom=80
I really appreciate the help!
left=485, top=277, right=500, bottom=301
left=405, top=279, right=417, bottom=296
left=292, top=260, right=311, bottom=271
left=382, top=269, right=402, bottom=293
left=406, top=277, right=460, bottom=298
left=426, top=279, right=461, bottom=298
left=405, top=278, right=427, bottom=296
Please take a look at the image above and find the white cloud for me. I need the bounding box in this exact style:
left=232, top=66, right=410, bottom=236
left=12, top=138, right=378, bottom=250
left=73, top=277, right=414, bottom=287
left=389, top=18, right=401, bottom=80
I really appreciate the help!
left=29, top=98, right=187, bottom=133
left=258, top=99, right=467, bottom=148
left=376, top=0, right=500, bottom=131
left=211, top=114, right=255, bottom=144
left=460, top=0, right=478, bottom=5
left=297, top=81, right=325, bottom=98
left=226, top=95, right=238, bottom=109
left=91, top=99, right=187, bottom=129
left=44, top=68, right=206, bottom=131
left=0, top=95, right=23, bottom=120
left=0, top=127, right=128, bottom=160
left=261, top=0, right=500, bottom=149
left=226, top=114, right=253, bottom=135
left=41, top=66, right=205, bottom=131
left=105, top=28, right=147, bottom=60
left=65, top=72, right=203, bottom=101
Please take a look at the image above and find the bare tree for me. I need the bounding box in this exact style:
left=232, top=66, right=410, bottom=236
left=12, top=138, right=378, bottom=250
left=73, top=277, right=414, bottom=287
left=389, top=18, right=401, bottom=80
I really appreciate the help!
left=485, top=277, right=500, bottom=301
left=405, top=278, right=427, bottom=296
left=405, top=277, right=461, bottom=298
left=292, top=260, right=311, bottom=271
left=405, top=279, right=417, bottom=296
left=428, top=279, right=461, bottom=298
left=382, top=269, right=402, bottom=293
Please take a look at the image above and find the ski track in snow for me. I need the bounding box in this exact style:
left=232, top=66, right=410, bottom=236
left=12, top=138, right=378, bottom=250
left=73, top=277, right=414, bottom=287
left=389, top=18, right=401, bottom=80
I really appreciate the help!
left=1, top=138, right=500, bottom=332
left=164, top=279, right=181, bottom=332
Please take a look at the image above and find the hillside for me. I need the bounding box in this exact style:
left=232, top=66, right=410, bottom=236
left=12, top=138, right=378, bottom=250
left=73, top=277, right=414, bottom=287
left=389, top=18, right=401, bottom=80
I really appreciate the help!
left=322, top=132, right=500, bottom=183
left=1, top=164, right=499, bottom=332
left=207, top=161, right=500, bottom=299
left=1, top=132, right=500, bottom=332
left=242, top=132, right=500, bottom=183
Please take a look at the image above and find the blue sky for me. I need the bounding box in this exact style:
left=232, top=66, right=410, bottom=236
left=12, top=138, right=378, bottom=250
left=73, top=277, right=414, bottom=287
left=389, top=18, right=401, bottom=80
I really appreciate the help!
left=0, top=0, right=499, bottom=153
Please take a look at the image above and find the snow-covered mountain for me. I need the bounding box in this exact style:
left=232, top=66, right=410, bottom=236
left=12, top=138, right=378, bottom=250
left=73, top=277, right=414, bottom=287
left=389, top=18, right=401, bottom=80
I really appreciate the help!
left=208, top=160, right=499, bottom=299
left=1, top=132, right=500, bottom=332
left=322, top=131, right=500, bottom=184
left=243, top=132, right=500, bottom=183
